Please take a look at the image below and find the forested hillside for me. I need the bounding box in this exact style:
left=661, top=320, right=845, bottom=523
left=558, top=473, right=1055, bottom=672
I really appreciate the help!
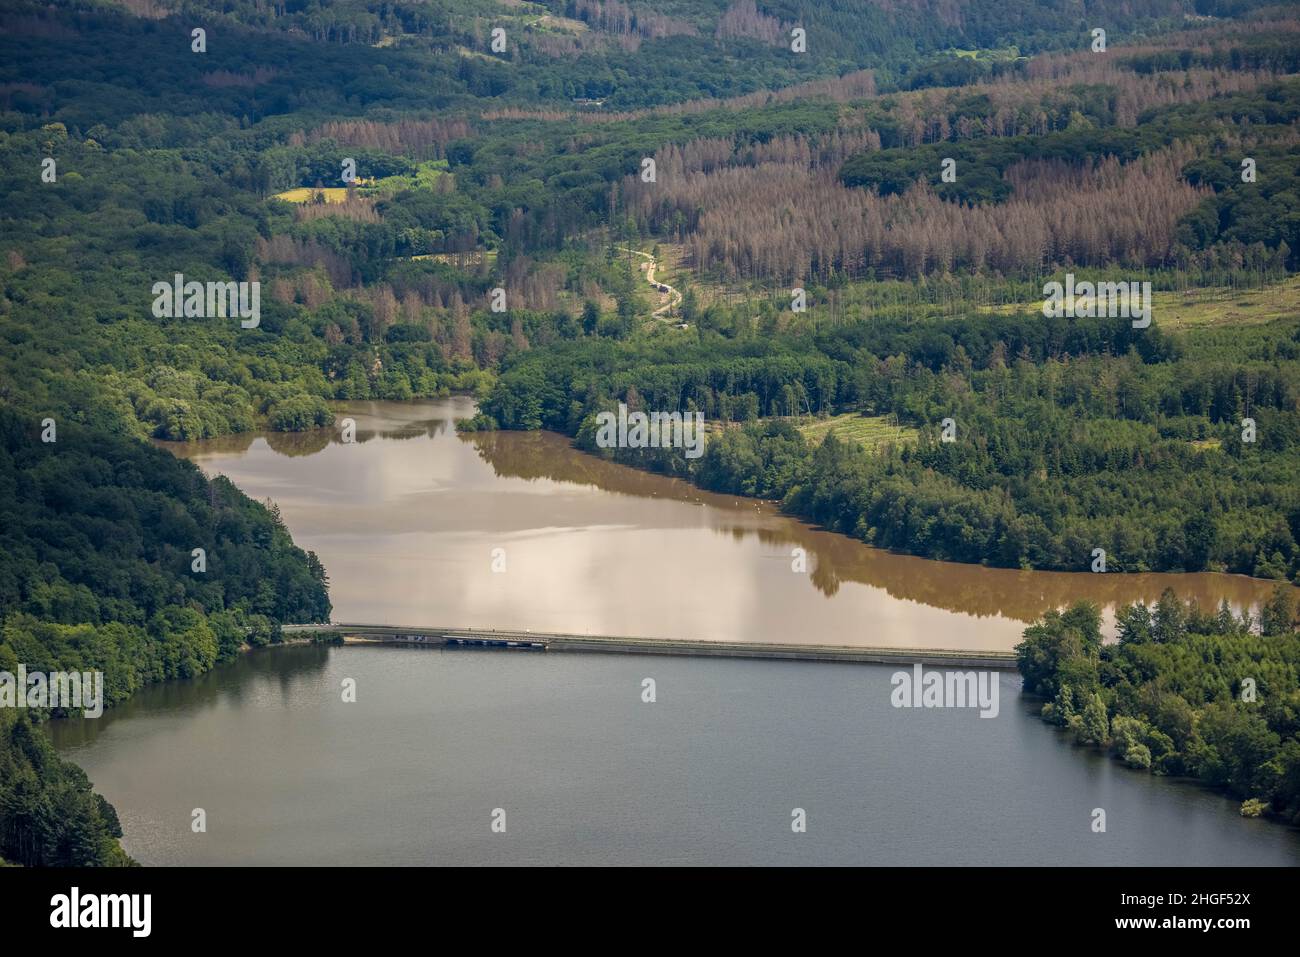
left=477, top=306, right=1300, bottom=578
left=0, top=407, right=331, bottom=865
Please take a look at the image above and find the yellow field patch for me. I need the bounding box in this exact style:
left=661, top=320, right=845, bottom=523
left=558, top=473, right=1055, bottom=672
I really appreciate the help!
left=272, top=187, right=351, bottom=204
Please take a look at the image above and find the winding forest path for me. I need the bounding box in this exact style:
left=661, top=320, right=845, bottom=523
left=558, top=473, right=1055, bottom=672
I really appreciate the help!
left=617, top=246, right=683, bottom=320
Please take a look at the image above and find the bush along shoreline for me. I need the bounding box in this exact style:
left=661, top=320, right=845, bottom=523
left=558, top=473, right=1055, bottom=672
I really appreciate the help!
left=1016, top=588, right=1300, bottom=826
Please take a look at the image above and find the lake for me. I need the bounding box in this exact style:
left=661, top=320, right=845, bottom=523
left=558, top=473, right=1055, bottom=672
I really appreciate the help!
left=49, top=399, right=1300, bottom=865
left=51, top=644, right=1300, bottom=865
left=158, top=398, right=1288, bottom=650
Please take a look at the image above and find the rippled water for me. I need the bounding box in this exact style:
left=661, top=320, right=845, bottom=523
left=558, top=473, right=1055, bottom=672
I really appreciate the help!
left=51, top=644, right=1300, bottom=865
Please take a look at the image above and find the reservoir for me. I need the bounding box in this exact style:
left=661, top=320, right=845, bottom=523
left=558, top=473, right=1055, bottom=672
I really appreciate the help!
left=159, top=397, right=1287, bottom=650
left=49, top=398, right=1300, bottom=865
left=51, top=644, right=1300, bottom=865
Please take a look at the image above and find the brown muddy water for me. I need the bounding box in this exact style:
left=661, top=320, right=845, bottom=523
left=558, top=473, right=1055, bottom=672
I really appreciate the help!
left=161, top=397, right=1289, bottom=651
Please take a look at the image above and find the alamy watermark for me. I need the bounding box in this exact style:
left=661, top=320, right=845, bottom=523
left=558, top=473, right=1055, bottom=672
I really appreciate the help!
left=50, top=887, right=150, bottom=937
left=1042, top=273, right=1150, bottom=328
left=595, top=403, right=704, bottom=459
left=1, top=666, right=104, bottom=718
left=152, top=273, right=260, bottom=328
left=890, top=664, right=999, bottom=718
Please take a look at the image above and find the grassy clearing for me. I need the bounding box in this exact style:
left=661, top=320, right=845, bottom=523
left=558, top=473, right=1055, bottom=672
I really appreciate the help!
left=1152, top=277, right=1300, bottom=329
left=409, top=249, right=497, bottom=267
left=978, top=276, right=1300, bottom=329
left=456, top=45, right=500, bottom=61
left=795, top=413, right=919, bottom=452
left=674, top=270, right=1300, bottom=331
left=274, top=161, right=447, bottom=209
left=373, top=159, right=448, bottom=193
left=536, top=13, right=589, bottom=33
left=947, top=46, right=1024, bottom=60
left=272, top=187, right=350, bottom=204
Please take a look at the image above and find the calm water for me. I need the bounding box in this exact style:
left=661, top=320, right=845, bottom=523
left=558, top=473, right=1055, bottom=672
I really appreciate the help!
left=51, top=644, right=1300, bottom=865
left=159, top=398, right=1288, bottom=650
left=49, top=398, right=1300, bottom=865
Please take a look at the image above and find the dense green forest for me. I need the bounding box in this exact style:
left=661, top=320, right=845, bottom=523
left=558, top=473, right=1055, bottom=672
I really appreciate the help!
left=477, top=307, right=1300, bottom=580
left=0, top=707, right=133, bottom=867
left=42, top=0, right=1232, bottom=109
left=2, top=0, right=1300, bottom=862
left=5, top=4, right=1299, bottom=444
left=0, top=408, right=331, bottom=865
left=1017, top=590, right=1300, bottom=824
